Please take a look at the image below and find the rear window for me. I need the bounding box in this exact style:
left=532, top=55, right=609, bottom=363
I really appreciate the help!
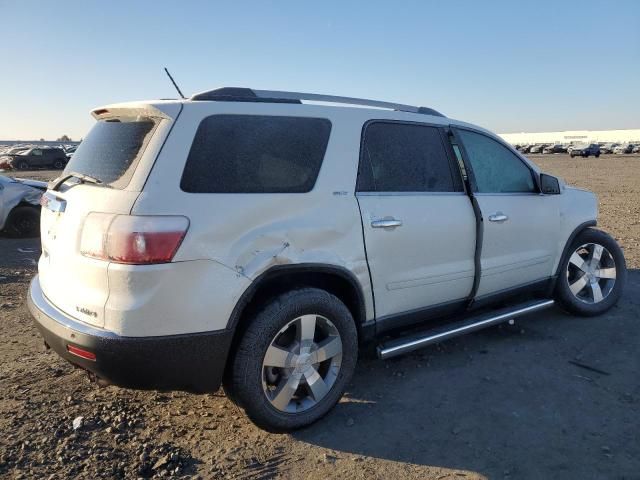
left=180, top=115, right=331, bottom=193
left=64, top=118, right=158, bottom=189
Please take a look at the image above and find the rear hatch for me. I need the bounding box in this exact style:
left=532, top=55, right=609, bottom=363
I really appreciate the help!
left=38, top=102, right=181, bottom=328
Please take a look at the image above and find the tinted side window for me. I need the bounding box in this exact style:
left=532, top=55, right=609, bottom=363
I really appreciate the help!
left=181, top=115, right=331, bottom=193
left=357, top=122, right=462, bottom=192
left=456, top=130, right=536, bottom=193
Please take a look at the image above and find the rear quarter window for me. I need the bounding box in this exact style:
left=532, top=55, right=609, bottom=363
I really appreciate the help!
left=180, top=115, right=331, bottom=193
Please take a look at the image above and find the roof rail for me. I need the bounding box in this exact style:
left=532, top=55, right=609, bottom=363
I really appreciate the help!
left=190, top=87, right=445, bottom=117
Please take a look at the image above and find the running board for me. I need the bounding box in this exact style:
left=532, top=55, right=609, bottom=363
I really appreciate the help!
left=377, top=299, right=555, bottom=360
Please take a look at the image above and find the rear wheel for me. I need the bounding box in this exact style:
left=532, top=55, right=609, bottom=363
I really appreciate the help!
left=53, top=159, right=65, bottom=169
left=4, top=206, right=40, bottom=237
left=555, top=228, right=626, bottom=316
left=227, top=288, right=358, bottom=431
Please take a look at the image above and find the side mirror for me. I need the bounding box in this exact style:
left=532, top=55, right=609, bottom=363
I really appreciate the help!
left=540, top=173, right=561, bottom=195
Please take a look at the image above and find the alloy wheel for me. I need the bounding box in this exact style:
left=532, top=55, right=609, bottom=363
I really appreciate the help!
left=261, top=314, right=342, bottom=413
left=566, top=242, right=616, bottom=304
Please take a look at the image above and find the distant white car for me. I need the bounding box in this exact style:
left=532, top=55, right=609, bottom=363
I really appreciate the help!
left=28, top=87, right=628, bottom=431
left=0, top=175, right=47, bottom=236
left=613, top=144, right=634, bottom=154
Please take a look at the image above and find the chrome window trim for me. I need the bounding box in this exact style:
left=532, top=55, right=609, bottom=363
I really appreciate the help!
left=356, top=191, right=466, bottom=197
left=473, top=192, right=543, bottom=197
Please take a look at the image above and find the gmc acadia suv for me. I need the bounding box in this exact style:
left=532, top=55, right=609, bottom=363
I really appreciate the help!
left=28, top=88, right=627, bottom=431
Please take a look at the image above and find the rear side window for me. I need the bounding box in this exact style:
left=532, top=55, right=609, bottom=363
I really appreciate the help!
left=357, top=122, right=463, bottom=193
left=64, top=118, right=157, bottom=189
left=180, top=115, right=331, bottom=193
left=456, top=129, right=536, bottom=193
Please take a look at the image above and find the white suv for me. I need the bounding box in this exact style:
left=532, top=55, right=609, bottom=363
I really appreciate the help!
left=28, top=88, right=627, bottom=431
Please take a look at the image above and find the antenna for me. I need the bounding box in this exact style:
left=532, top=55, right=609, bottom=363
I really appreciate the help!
left=164, top=67, right=185, bottom=99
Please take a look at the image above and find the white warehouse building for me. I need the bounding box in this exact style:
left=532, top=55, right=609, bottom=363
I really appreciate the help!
left=498, top=129, right=640, bottom=146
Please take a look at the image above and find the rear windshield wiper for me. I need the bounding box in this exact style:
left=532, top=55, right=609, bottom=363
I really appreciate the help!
left=49, top=171, right=106, bottom=191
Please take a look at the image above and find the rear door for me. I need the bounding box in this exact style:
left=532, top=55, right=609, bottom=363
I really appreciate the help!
left=356, top=121, right=476, bottom=329
left=451, top=127, right=561, bottom=298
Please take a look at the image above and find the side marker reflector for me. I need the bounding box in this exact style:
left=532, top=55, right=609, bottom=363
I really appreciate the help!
left=67, top=344, right=97, bottom=361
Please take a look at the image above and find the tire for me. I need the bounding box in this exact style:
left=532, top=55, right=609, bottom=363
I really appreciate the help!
left=227, top=288, right=358, bottom=432
left=17, top=160, right=29, bottom=170
left=4, top=206, right=40, bottom=237
left=53, top=159, right=65, bottom=169
left=595, top=153, right=600, bottom=158
left=555, top=228, right=627, bottom=316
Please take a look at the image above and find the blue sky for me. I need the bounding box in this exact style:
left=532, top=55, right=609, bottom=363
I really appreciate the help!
left=1, top=0, right=638, bottom=140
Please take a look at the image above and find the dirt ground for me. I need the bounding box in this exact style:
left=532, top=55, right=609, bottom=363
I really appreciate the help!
left=1, top=155, right=639, bottom=479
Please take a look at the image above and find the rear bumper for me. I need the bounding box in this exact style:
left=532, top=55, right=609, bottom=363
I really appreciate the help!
left=28, top=275, right=233, bottom=393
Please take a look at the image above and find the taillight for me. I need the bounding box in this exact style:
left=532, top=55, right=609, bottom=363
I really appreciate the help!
left=80, top=213, right=189, bottom=265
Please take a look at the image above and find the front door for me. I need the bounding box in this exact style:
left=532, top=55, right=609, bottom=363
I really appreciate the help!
left=356, top=121, right=476, bottom=328
left=452, top=127, right=561, bottom=298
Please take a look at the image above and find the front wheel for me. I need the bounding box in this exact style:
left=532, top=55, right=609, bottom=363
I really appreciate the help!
left=226, top=288, right=358, bottom=431
left=555, top=228, right=627, bottom=316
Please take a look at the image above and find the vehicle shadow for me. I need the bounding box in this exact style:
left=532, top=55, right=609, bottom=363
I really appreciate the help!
left=294, top=270, right=640, bottom=479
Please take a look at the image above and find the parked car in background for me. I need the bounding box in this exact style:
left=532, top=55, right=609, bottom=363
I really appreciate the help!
left=542, top=144, right=566, bottom=154
left=0, top=147, right=68, bottom=170
left=62, top=145, right=78, bottom=160
left=4, top=146, right=31, bottom=155
left=529, top=144, right=548, bottom=154
left=633, top=145, right=640, bottom=153
left=27, top=87, right=627, bottom=431
left=600, top=143, right=619, bottom=154
left=0, top=175, right=47, bottom=236
left=613, top=144, right=635, bottom=154
left=517, top=144, right=532, bottom=153
left=570, top=144, right=601, bottom=158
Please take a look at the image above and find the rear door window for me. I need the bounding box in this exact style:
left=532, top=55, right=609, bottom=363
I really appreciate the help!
left=180, top=115, right=331, bottom=193
left=357, top=122, right=463, bottom=193
left=64, top=118, right=158, bottom=189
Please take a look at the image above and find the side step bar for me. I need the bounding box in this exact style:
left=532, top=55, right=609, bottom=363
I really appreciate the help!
left=377, top=299, right=555, bottom=360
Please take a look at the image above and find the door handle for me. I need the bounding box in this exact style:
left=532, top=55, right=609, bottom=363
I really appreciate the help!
left=371, top=218, right=403, bottom=229
left=488, top=212, right=508, bottom=223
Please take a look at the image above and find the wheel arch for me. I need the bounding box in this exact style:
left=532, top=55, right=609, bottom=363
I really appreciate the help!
left=229, top=263, right=367, bottom=331
left=552, top=220, right=597, bottom=282
left=222, top=263, right=369, bottom=389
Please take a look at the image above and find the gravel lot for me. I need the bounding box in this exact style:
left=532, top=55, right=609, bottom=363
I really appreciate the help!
left=1, top=154, right=639, bottom=479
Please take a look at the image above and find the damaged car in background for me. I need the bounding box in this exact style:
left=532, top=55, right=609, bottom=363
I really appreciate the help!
left=0, top=175, right=47, bottom=237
